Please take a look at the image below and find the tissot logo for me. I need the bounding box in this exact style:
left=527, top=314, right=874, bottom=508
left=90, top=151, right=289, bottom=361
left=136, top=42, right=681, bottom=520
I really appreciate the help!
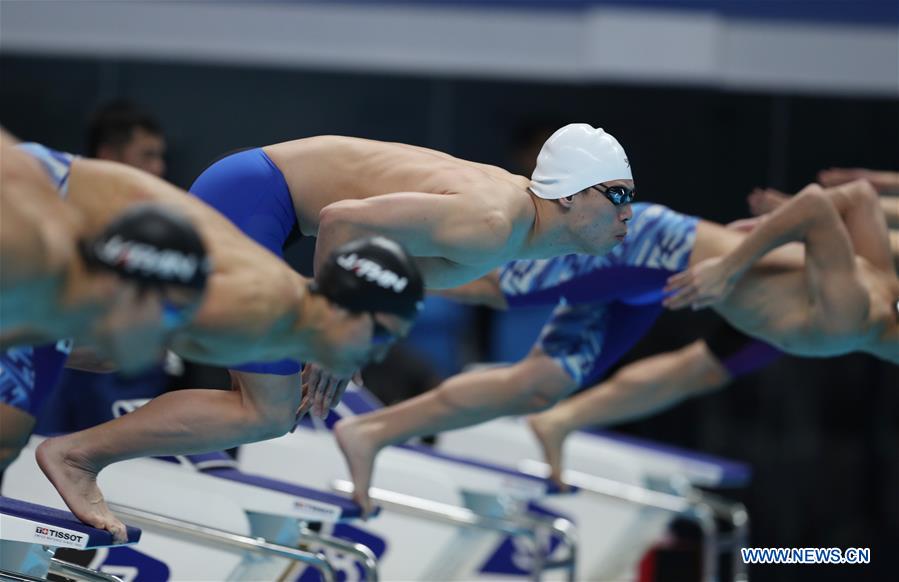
left=34, top=526, right=85, bottom=543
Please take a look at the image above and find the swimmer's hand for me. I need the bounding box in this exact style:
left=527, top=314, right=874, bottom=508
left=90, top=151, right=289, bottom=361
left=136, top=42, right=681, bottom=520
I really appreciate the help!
left=663, top=257, right=739, bottom=311
left=299, top=363, right=362, bottom=420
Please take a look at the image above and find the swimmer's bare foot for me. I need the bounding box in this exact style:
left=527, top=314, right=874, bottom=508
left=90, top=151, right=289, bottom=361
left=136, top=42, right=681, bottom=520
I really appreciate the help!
left=36, top=437, right=127, bottom=544
left=334, top=417, right=380, bottom=518
left=747, top=187, right=790, bottom=216
left=527, top=413, right=570, bottom=491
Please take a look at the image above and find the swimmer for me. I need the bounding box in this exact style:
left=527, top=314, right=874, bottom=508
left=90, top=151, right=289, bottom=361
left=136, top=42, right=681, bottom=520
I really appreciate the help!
left=197, top=124, right=632, bottom=416
left=664, top=180, right=899, bottom=361
left=1, top=135, right=210, bottom=497
left=190, top=124, right=632, bottom=290
left=2, top=137, right=422, bottom=541
left=1, top=135, right=211, bottom=372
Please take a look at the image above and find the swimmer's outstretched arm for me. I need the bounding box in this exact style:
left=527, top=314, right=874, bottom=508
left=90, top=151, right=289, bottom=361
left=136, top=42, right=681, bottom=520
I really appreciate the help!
left=314, top=191, right=509, bottom=288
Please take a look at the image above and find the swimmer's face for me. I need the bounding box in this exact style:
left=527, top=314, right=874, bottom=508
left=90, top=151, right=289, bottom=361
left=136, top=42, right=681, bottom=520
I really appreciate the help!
left=560, top=178, right=633, bottom=255
left=364, top=312, right=415, bottom=364
left=89, top=281, right=202, bottom=374
left=322, top=307, right=413, bottom=374
left=112, top=128, right=167, bottom=177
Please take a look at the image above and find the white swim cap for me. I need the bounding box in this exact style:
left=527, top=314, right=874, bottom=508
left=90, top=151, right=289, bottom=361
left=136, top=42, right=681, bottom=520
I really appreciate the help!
left=529, top=123, right=632, bottom=200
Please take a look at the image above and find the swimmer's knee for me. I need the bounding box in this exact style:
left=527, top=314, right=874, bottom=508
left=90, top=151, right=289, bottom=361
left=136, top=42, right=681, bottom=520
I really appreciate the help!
left=682, top=342, right=732, bottom=392
left=508, top=358, right=575, bottom=412
left=243, top=404, right=297, bottom=441
left=525, top=390, right=561, bottom=413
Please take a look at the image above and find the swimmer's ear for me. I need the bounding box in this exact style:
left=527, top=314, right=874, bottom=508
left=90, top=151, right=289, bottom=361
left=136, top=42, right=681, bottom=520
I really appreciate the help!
left=557, top=195, right=576, bottom=209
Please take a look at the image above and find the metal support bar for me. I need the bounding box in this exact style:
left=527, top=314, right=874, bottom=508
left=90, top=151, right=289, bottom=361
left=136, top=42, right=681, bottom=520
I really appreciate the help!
left=0, top=568, right=44, bottom=582
left=518, top=460, right=719, bottom=582
left=523, top=513, right=577, bottom=582
left=107, top=503, right=336, bottom=582
left=686, top=490, right=751, bottom=582
left=48, top=558, right=124, bottom=582
left=691, top=502, right=719, bottom=582
left=519, top=459, right=692, bottom=513
left=298, top=526, right=379, bottom=582
left=332, top=480, right=577, bottom=581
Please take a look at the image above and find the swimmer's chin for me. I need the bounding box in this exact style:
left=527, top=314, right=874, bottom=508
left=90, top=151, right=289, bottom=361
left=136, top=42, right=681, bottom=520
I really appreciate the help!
left=579, top=236, right=624, bottom=257
left=601, top=237, right=625, bottom=254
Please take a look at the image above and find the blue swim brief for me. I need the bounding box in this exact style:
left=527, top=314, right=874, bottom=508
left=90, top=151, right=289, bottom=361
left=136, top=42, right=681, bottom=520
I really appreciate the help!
left=189, top=148, right=301, bottom=375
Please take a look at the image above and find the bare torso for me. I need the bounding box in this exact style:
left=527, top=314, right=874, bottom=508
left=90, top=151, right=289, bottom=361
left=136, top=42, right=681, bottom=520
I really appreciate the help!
left=691, top=221, right=899, bottom=357
left=265, top=136, right=530, bottom=234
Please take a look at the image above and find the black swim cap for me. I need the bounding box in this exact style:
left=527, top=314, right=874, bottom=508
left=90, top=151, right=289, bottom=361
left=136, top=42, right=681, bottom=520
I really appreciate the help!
left=79, top=203, right=210, bottom=290
left=313, top=236, right=424, bottom=319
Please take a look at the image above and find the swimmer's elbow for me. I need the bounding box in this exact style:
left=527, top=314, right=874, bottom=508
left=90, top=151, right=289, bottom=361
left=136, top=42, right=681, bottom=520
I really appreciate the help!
left=319, top=200, right=364, bottom=230
left=793, top=188, right=835, bottom=225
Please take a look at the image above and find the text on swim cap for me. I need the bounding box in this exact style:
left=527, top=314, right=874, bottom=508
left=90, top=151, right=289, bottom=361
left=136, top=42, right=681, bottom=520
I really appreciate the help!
left=95, top=235, right=201, bottom=284
left=336, top=253, right=408, bottom=293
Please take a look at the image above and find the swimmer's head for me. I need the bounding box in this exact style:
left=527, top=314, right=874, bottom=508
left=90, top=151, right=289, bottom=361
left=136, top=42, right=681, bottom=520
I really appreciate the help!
left=530, top=123, right=633, bottom=200
left=530, top=124, right=634, bottom=255
left=80, top=203, right=210, bottom=292
left=80, top=204, right=211, bottom=372
left=88, top=101, right=166, bottom=177
left=312, top=236, right=424, bottom=364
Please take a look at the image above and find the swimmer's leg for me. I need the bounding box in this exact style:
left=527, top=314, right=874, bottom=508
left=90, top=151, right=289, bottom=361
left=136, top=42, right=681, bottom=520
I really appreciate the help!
left=37, top=370, right=302, bottom=542
left=336, top=353, right=577, bottom=516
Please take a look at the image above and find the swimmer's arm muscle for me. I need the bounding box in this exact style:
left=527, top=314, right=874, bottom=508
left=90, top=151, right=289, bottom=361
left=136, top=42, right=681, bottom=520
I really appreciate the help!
left=314, top=192, right=509, bottom=284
